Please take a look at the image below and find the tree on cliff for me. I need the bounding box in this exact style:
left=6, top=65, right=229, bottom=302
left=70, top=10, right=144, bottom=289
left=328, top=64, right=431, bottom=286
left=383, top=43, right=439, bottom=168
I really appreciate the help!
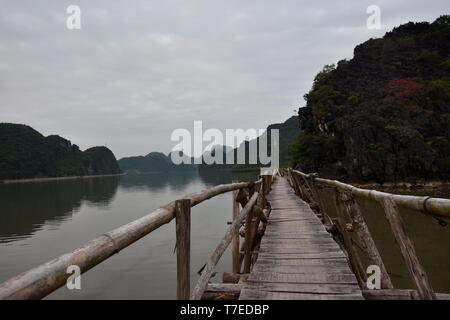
left=289, top=15, right=450, bottom=183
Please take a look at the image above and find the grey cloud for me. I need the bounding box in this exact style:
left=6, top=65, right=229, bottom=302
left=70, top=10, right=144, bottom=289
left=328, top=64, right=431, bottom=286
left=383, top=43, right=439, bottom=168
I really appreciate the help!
left=0, top=0, right=448, bottom=158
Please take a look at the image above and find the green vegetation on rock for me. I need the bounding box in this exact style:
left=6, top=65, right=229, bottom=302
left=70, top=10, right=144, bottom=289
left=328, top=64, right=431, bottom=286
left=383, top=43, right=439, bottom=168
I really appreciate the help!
left=0, top=123, right=121, bottom=180
left=289, top=15, right=450, bottom=182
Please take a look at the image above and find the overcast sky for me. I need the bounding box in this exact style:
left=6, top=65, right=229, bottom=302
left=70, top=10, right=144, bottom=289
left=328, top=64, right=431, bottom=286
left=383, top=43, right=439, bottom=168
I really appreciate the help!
left=1, top=1, right=448, bottom=158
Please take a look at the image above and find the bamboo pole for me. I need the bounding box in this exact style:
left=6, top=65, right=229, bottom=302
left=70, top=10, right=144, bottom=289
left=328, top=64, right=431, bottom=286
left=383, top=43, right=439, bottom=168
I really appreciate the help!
left=300, top=174, right=319, bottom=208
left=379, top=197, right=436, bottom=300
left=175, top=199, right=191, bottom=300
left=293, top=170, right=450, bottom=219
left=339, top=191, right=393, bottom=289
left=191, top=192, right=259, bottom=300
left=309, top=175, right=326, bottom=214
left=333, top=191, right=367, bottom=287
left=243, top=207, right=255, bottom=274
left=232, top=190, right=240, bottom=274
left=0, top=179, right=261, bottom=300
left=287, top=168, right=299, bottom=195
left=291, top=171, right=305, bottom=200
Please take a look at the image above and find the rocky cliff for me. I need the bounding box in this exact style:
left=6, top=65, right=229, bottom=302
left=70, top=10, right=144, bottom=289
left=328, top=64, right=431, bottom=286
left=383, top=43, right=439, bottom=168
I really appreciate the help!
left=290, top=16, right=450, bottom=183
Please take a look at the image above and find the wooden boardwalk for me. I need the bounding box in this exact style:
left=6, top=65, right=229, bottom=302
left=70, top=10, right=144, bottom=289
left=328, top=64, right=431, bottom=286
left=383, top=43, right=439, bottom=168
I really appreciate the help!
left=239, top=176, right=364, bottom=300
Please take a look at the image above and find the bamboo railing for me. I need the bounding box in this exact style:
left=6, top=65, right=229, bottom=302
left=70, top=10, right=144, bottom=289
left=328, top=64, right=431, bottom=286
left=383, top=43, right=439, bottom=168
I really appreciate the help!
left=281, top=168, right=450, bottom=300
left=0, top=175, right=276, bottom=300
left=191, top=173, right=275, bottom=300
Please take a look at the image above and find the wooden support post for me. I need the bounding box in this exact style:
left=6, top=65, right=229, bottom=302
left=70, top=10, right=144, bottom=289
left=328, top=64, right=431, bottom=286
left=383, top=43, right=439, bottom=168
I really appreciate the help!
left=299, top=174, right=317, bottom=207
left=248, top=184, right=255, bottom=199
left=333, top=191, right=366, bottom=288
left=243, top=207, right=254, bottom=273
left=261, top=175, right=270, bottom=207
left=291, top=172, right=305, bottom=200
left=232, top=190, right=240, bottom=274
left=333, top=218, right=366, bottom=288
left=296, top=173, right=310, bottom=203
left=236, top=188, right=248, bottom=208
left=379, top=197, right=436, bottom=300
left=339, top=191, right=393, bottom=289
left=175, top=199, right=191, bottom=300
left=286, top=169, right=296, bottom=193
left=309, top=174, right=326, bottom=214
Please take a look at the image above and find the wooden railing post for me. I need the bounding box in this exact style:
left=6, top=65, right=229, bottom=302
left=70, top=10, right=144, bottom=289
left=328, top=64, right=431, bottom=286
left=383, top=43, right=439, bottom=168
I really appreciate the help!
left=175, top=199, right=191, bottom=300
left=232, top=190, right=240, bottom=274
left=333, top=191, right=366, bottom=287
left=339, top=191, right=393, bottom=289
left=309, top=174, right=326, bottom=214
left=243, top=206, right=254, bottom=273
left=380, top=197, right=436, bottom=300
left=299, top=174, right=318, bottom=208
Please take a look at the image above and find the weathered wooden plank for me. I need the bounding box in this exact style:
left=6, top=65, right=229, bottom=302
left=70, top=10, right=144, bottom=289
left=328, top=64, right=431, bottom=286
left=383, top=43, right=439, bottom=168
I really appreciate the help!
left=243, top=282, right=361, bottom=294
left=247, top=272, right=358, bottom=285
left=202, top=283, right=242, bottom=300
left=262, top=233, right=332, bottom=239
left=258, top=247, right=343, bottom=254
left=255, top=258, right=349, bottom=267
left=258, top=251, right=346, bottom=259
left=240, top=289, right=363, bottom=300
left=252, top=264, right=354, bottom=275
left=259, top=239, right=339, bottom=247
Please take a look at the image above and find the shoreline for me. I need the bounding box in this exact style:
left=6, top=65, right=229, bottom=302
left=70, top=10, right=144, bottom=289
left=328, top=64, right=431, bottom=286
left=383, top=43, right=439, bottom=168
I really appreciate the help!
left=1, top=173, right=126, bottom=185
left=352, top=180, right=450, bottom=192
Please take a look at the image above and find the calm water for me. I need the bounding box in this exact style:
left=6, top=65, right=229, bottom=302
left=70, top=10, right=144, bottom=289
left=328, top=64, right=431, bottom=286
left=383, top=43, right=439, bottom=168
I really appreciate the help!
left=1, top=172, right=450, bottom=299
left=0, top=170, right=258, bottom=299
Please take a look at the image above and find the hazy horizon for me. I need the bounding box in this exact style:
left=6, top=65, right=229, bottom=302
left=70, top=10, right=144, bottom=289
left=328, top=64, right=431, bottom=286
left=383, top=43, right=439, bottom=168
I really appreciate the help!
left=1, top=1, right=448, bottom=158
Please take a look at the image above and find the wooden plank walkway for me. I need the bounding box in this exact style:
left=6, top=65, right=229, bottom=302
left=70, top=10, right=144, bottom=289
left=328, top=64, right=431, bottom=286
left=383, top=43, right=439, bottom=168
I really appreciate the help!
left=239, top=176, right=364, bottom=300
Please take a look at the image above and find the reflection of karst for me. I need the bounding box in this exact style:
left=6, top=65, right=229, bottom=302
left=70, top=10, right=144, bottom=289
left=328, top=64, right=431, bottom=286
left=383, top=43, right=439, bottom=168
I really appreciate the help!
left=118, top=171, right=200, bottom=192
left=0, top=176, right=119, bottom=243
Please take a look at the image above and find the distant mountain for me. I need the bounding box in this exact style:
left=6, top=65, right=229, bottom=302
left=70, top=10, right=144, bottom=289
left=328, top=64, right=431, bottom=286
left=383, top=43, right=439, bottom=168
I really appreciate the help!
left=120, top=117, right=299, bottom=173
left=118, top=151, right=196, bottom=174
left=290, top=15, right=450, bottom=182
left=0, top=123, right=121, bottom=180
left=199, top=116, right=300, bottom=170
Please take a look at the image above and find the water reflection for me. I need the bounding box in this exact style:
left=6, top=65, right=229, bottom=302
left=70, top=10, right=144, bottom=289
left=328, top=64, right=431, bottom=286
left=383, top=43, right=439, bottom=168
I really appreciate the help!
left=0, top=176, right=119, bottom=243
left=0, top=171, right=259, bottom=244
left=1, top=171, right=450, bottom=297
left=119, top=171, right=199, bottom=192
left=119, top=170, right=259, bottom=192
left=198, top=169, right=259, bottom=186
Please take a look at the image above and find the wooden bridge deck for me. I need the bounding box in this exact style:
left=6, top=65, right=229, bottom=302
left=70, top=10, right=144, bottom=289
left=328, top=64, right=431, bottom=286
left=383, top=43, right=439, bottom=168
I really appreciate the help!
left=239, top=176, right=364, bottom=300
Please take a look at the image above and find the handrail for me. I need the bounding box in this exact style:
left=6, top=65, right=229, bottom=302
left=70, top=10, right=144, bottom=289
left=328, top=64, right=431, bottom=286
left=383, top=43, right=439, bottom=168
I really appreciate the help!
left=292, top=170, right=450, bottom=219
left=286, top=169, right=440, bottom=300
left=0, top=179, right=261, bottom=300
